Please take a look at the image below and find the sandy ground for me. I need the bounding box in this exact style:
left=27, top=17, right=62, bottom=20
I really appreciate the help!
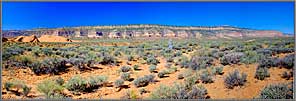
left=1, top=51, right=293, bottom=99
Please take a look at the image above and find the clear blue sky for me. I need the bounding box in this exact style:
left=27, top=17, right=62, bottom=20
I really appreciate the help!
left=2, top=2, right=294, bottom=34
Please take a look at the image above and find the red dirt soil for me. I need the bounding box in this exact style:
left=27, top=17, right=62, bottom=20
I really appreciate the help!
left=1, top=54, right=293, bottom=99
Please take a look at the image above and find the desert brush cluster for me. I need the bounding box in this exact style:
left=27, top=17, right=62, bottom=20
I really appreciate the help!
left=2, top=37, right=294, bottom=99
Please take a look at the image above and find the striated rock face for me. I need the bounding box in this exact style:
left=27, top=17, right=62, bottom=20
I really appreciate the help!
left=216, top=30, right=283, bottom=38
left=2, top=25, right=285, bottom=39
left=245, top=31, right=283, bottom=37
left=176, top=30, right=189, bottom=38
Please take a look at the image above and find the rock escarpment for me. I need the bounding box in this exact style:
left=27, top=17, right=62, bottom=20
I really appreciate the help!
left=2, top=25, right=284, bottom=39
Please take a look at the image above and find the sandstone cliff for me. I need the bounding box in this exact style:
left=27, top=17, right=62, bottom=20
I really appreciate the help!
left=2, top=24, right=285, bottom=39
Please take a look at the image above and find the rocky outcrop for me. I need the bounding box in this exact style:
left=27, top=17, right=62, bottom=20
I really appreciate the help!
left=245, top=31, right=283, bottom=37
left=216, top=30, right=283, bottom=38
left=2, top=25, right=285, bottom=39
left=2, top=37, right=8, bottom=42
left=13, top=35, right=40, bottom=42
left=38, top=35, right=72, bottom=42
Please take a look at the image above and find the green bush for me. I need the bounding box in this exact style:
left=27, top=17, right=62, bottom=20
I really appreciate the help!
left=212, top=66, right=224, bottom=75
left=133, top=65, right=140, bottom=70
left=66, top=75, right=108, bottom=92
left=65, top=75, right=87, bottom=92
left=200, top=71, right=214, bottom=84
left=37, top=79, right=65, bottom=99
left=121, top=72, right=131, bottom=81
left=255, top=67, right=270, bottom=80
left=120, top=66, right=131, bottom=72
left=258, top=83, right=293, bottom=99
left=114, top=79, right=124, bottom=88
left=281, top=71, right=292, bottom=80
left=121, top=90, right=139, bottom=99
left=224, top=69, right=247, bottom=89
left=146, top=57, right=160, bottom=65
left=150, top=83, right=208, bottom=99
left=30, top=57, right=68, bottom=75
left=149, top=65, right=157, bottom=73
left=5, top=79, right=31, bottom=96
left=158, top=71, right=166, bottom=78
left=188, top=56, right=213, bottom=70
left=55, top=77, right=65, bottom=85
left=220, top=52, right=245, bottom=65
left=127, top=55, right=134, bottom=61
left=133, top=74, right=155, bottom=87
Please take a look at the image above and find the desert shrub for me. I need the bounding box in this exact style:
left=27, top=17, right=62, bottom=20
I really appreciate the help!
left=99, top=54, right=117, bottom=65
left=281, top=71, right=292, bottom=80
left=158, top=71, right=166, bottom=78
left=121, top=90, right=139, bottom=99
left=42, top=48, right=54, bottom=56
left=200, top=71, right=214, bottom=84
left=149, top=65, right=157, bottom=73
left=55, top=77, right=65, bottom=85
left=240, top=51, right=260, bottom=64
left=133, top=65, right=140, bottom=70
left=114, top=79, right=124, bottom=88
left=68, top=57, right=88, bottom=71
left=120, top=66, right=131, bottom=72
left=87, top=75, right=108, bottom=90
left=168, top=66, right=178, bottom=73
left=281, top=54, right=294, bottom=69
left=22, top=86, right=32, bottom=97
left=65, top=75, right=87, bottom=92
left=30, top=58, right=68, bottom=75
left=121, top=72, right=131, bottom=81
left=212, top=66, right=224, bottom=75
left=213, top=51, right=224, bottom=59
left=174, top=51, right=183, bottom=57
left=61, top=51, right=77, bottom=59
left=127, top=55, right=134, bottom=61
left=145, top=74, right=156, bottom=82
left=149, top=84, right=175, bottom=99
left=258, top=57, right=281, bottom=68
left=220, top=52, right=245, bottom=65
left=13, top=55, right=35, bottom=67
left=255, top=67, right=270, bottom=80
left=37, top=79, right=65, bottom=99
left=220, top=45, right=235, bottom=51
left=267, top=48, right=294, bottom=54
left=165, top=63, right=172, bottom=68
left=180, top=57, right=189, bottom=68
left=256, top=49, right=272, bottom=57
left=258, top=83, right=293, bottom=99
left=150, top=83, right=208, bottom=99
left=66, top=75, right=108, bottom=92
left=139, top=88, right=147, bottom=95
left=146, top=57, right=160, bottom=65
left=166, top=57, right=174, bottom=63
left=133, top=74, right=155, bottom=87
left=184, top=75, right=199, bottom=90
left=2, top=46, right=25, bottom=60
left=113, top=51, right=121, bottom=56
left=178, top=74, right=184, bottom=79
left=224, top=69, right=247, bottom=89
left=188, top=56, right=213, bottom=70
left=5, top=79, right=31, bottom=96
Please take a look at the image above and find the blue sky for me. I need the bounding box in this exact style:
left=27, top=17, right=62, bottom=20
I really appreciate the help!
left=2, top=2, right=294, bottom=34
